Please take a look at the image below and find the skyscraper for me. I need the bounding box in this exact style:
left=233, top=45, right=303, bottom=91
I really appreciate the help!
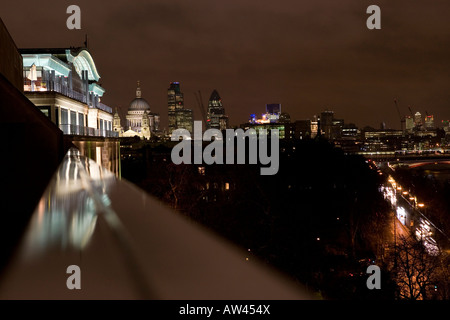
left=266, top=103, right=281, bottom=114
left=405, top=116, right=414, bottom=132
left=414, top=112, right=422, bottom=126
left=207, top=90, right=228, bottom=130
left=168, top=82, right=184, bottom=134
left=167, top=81, right=193, bottom=134
left=177, top=108, right=194, bottom=134
left=424, top=115, right=434, bottom=130
left=320, top=110, right=334, bottom=139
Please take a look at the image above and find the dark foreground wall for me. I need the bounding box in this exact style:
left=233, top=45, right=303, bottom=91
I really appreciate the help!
left=0, top=18, right=23, bottom=91
left=0, top=72, right=66, bottom=272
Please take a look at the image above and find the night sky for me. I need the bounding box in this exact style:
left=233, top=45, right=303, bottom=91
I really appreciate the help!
left=3, top=0, right=450, bottom=130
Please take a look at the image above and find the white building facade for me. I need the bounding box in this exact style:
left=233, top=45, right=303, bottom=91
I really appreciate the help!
left=21, top=48, right=116, bottom=137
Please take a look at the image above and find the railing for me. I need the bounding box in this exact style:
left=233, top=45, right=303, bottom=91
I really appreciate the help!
left=59, top=124, right=118, bottom=137
left=0, top=148, right=310, bottom=299
left=97, top=102, right=113, bottom=114
left=24, top=79, right=112, bottom=114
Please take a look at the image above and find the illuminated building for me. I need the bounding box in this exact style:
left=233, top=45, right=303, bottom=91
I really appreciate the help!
left=320, top=110, right=334, bottom=139
left=414, top=112, right=422, bottom=126
left=168, top=81, right=184, bottom=134
left=177, top=108, right=194, bottom=134
left=442, top=120, right=450, bottom=134
left=319, top=110, right=344, bottom=140
left=425, top=115, right=434, bottom=130
left=294, top=120, right=311, bottom=139
left=279, top=112, right=291, bottom=124
left=263, top=103, right=281, bottom=123
left=240, top=123, right=289, bottom=139
left=207, top=90, right=228, bottom=130
left=248, top=103, right=284, bottom=125
left=341, top=123, right=359, bottom=138
left=266, top=103, right=281, bottom=115
left=364, top=129, right=403, bottom=139
left=21, top=47, right=115, bottom=137
left=405, top=116, right=414, bottom=132
left=167, top=81, right=193, bottom=134
left=311, top=115, right=318, bottom=138
left=123, top=81, right=159, bottom=139
left=113, top=109, right=122, bottom=135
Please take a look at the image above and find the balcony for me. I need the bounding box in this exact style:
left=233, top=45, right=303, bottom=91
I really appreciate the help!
left=24, top=79, right=112, bottom=114
left=59, top=124, right=118, bottom=137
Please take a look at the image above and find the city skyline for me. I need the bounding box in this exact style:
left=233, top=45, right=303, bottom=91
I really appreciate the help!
left=3, top=0, right=450, bottom=129
left=2, top=3, right=450, bottom=302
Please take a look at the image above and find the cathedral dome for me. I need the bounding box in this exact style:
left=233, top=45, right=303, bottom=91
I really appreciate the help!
left=129, top=81, right=151, bottom=112
left=129, top=97, right=150, bottom=111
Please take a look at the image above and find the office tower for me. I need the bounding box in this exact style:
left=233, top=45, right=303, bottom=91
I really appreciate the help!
left=266, top=103, right=281, bottom=115
left=177, top=108, right=194, bottom=134
left=295, top=120, right=311, bottom=139
left=279, top=112, right=291, bottom=124
left=311, top=115, right=319, bottom=138
left=207, top=89, right=227, bottom=130
left=405, top=116, right=414, bottom=132
left=168, top=82, right=184, bottom=134
left=414, top=112, right=422, bottom=126
left=424, top=115, right=434, bottom=130
left=320, top=110, right=334, bottom=139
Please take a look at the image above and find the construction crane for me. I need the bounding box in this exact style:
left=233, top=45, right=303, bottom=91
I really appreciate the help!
left=194, top=91, right=207, bottom=127
left=408, top=106, right=413, bottom=117
left=394, top=99, right=405, bottom=131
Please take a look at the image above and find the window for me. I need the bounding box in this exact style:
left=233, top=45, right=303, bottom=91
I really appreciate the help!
left=61, top=109, right=68, bottom=124
left=38, top=106, right=51, bottom=118
left=78, top=113, right=84, bottom=127
left=70, top=111, right=77, bottom=125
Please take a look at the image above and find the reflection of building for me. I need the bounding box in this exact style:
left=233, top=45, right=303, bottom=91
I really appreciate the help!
left=21, top=47, right=115, bottom=137
left=207, top=90, right=228, bottom=130
left=122, top=81, right=160, bottom=139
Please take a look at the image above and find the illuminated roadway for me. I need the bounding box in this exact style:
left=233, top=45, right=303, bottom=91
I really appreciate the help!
left=376, top=161, right=450, bottom=256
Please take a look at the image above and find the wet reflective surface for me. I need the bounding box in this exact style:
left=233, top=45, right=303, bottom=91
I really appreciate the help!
left=0, top=149, right=310, bottom=299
